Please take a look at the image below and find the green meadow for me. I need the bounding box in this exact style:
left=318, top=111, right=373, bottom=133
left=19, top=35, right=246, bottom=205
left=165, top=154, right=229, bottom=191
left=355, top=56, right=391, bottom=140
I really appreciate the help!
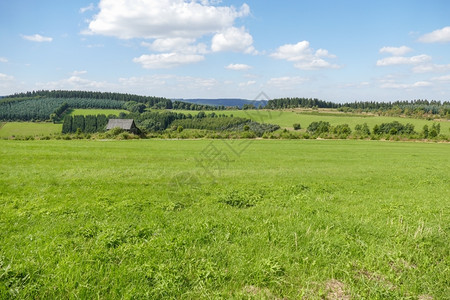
left=1, top=109, right=448, bottom=139
left=165, top=109, right=450, bottom=132
left=0, top=139, right=448, bottom=298
left=0, top=122, right=61, bottom=138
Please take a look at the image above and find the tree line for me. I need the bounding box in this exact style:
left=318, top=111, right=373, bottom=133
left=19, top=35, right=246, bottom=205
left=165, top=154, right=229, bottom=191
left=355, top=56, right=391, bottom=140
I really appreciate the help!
left=4, top=90, right=171, bottom=107
left=62, top=114, right=108, bottom=134
left=267, top=97, right=450, bottom=117
left=4, top=90, right=223, bottom=112
left=172, top=101, right=228, bottom=111
left=266, top=98, right=340, bottom=109
left=0, top=98, right=124, bottom=121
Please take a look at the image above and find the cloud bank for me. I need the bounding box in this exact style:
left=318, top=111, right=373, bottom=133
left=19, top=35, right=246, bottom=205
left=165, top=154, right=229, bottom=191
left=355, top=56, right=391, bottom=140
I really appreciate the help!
left=271, top=41, right=340, bottom=70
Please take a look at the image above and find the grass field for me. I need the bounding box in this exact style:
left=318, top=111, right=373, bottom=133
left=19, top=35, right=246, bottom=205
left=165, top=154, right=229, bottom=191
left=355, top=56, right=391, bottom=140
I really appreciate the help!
left=0, top=122, right=62, bottom=138
left=68, top=108, right=127, bottom=116
left=0, top=139, right=448, bottom=298
left=164, top=109, right=450, bottom=133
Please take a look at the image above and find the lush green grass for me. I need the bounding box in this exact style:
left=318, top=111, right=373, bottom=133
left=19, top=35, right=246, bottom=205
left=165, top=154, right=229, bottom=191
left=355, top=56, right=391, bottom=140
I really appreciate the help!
left=165, top=109, right=450, bottom=133
left=0, top=140, right=448, bottom=298
left=68, top=108, right=127, bottom=116
left=0, top=122, right=62, bottom=138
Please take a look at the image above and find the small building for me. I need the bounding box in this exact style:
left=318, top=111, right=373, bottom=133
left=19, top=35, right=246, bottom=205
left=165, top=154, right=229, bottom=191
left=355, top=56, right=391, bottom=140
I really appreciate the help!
left=106, top=119, right=141, bottom=134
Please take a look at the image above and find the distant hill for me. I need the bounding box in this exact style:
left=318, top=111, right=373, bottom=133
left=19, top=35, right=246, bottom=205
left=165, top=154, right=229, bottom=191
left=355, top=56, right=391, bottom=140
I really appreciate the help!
left=176, top=98, right=268, bottom=109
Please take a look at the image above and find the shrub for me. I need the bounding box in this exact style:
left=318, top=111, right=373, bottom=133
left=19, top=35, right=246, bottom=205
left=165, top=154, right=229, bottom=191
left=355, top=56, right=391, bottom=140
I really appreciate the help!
left=293, top=123, right=301, bottom=130
left=355, top=123, right=370, bottom=135
left=105, top=127, right=124, bottom=138
left=307, top=121, right=330, bottom=134
left=117, top=132, right=130, bottom=140
left=373, top=121, right=415, bottom=135
left=332, top=124, right=352, bottom=136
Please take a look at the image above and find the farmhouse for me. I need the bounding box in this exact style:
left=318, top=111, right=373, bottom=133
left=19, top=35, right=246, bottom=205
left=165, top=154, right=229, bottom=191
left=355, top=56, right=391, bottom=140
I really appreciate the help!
left=106, top=119, right=141, bottom=134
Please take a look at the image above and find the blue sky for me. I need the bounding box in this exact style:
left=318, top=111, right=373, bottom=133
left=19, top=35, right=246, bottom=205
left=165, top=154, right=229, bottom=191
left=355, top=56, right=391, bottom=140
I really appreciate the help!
left=1, top=0, right=450, bottom=102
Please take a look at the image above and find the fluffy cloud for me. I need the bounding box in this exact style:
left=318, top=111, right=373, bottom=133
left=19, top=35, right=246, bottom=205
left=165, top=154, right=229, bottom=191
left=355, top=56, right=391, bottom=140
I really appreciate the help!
left=267, top=76, right=309, bottom=89
left=238, top=80, right=256, bottom=87
left=133, top=53, right=205, bottom=69
left=431, top=75, right=450, bottom=82
left=37, top=76, right=108, bottom=90
left=0, top=73, right=16, bottom=94
left=86, top=0, right=250, bottom=39
left=80, top=3, right=95, bottom=13
left=412, top=63, right=450, bottom=73
left=377, top=45, right=450, bottom=74
left=142, top=38, right=208, bottom=54
left=0, top=57, right=8, bottom=63
left=21, top=34, right=53, bottom=42
left=418, top=26, right=450, bottom=43
left=0, top=73, right=14, bottom=81
left=87, top=0, right=254, bottom=69
left=376, top=54, right=431, bottom=66
left=225, top=63, right=252, bottom=71
left=379, top=46, right=412, bottom=56
left=381, top=81, right=432, bottom=89
left=118, top=74, right=221, bottom=96
left=0, top=73, right=18, bottom=95
left=270, top=41, right=340, bottom=70
left=211, top=27, right=256, bottom=54
left=176, top=76, right=219, bottom=89
left=71, top=70, right=88, bottom=76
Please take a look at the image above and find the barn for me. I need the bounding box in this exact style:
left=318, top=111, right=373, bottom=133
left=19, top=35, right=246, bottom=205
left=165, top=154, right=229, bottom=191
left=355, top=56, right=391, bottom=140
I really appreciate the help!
left=106, top=119, right=141, bottom=134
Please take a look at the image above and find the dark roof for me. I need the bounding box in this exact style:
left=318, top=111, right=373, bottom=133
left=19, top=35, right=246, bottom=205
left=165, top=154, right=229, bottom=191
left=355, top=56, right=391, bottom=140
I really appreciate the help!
left=106, top=119, right=136, bottom=130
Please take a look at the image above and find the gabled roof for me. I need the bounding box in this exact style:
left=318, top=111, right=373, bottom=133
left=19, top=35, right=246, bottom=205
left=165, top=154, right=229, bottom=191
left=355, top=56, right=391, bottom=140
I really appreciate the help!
left=106, top=119, right=136, bottom=130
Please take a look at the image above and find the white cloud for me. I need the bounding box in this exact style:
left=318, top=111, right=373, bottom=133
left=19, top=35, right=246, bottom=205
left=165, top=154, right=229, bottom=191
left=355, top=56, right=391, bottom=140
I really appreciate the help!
left=294, top=59, right=339, bottom=70
left=176, top=76, right=219, bottom=89
left=376, top=54, right=431, bottom=66
left=381, top=81, right=432, bottom=89
left=271, top=41, right=311, bottom=61
left=71, top=70, right=88, bottom=76
left=86, top=44, right=104, bottom=48
left=418, top=26, right=450, bottom=43
left=339, top=81, right=370, bottom=89
left=431, top=75, right=450, bottom=82
left=0, top=73, right=14, bottom=81
left=133, top=53, right=205, bottom=69
left=225, top=63, right=252, bottom=71
left=80, top=3, right=95, bottom=13
left=379, top=46, right=412, bottom=56
left=21, top=34, right=53, bottom=42
left=117, top=74, right=221, bottom=96
left=86, top=0, right=250, bottom=39
left=267, top=76, right=309, bottom=89
left=87, top=1, right=254, bottom=69
left=0, top=73, right=17, bottom=94
left=142, top=38, right=208, bottom=54
left=412, top=63, right=450, bottom=73
left=270, top=41, right=340, bottom=70
left=0, top=57, right=8, bottom=63
left=119, top=75, right=169, bottom=87
left=37, top=76, right=109, bottom=90
left=211, top=26, right=256, bottom=54
left=238, top=80, right=256, bottom=87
